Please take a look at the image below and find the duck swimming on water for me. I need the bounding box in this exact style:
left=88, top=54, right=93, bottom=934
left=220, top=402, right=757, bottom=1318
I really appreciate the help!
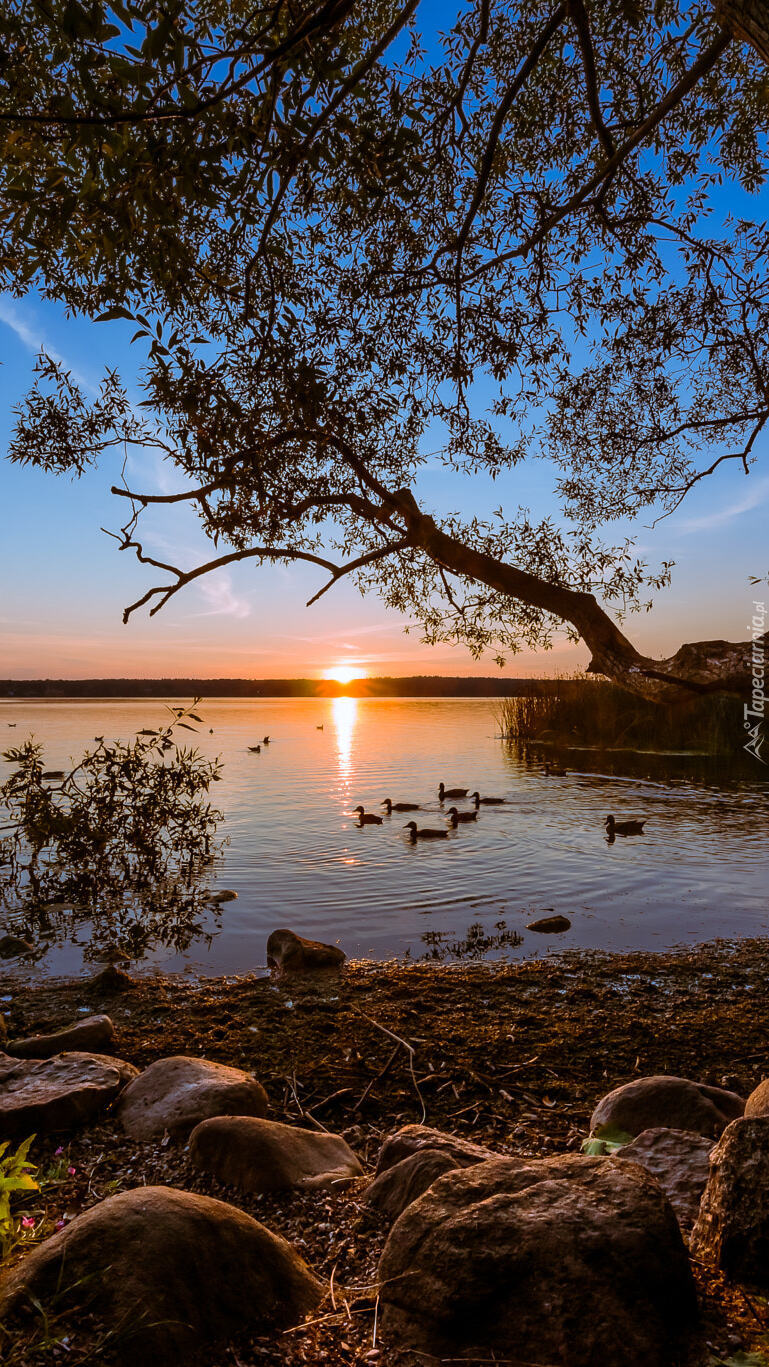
left=248, top=745, right=261, bottom=753
left=438, top=782, right=469, bottom=801
left=446, top=806, right=478, bottom=826
left=543, top=762, right=567, bottom=776
left=404, top=821, right=449, bottom=842
left=381, top=798, right=421, bottom=813
left=470, top=791, right=505, bottom=806
left=605, top=814, right=646, bottom=837
left=353, top=805, right=383, bottom=825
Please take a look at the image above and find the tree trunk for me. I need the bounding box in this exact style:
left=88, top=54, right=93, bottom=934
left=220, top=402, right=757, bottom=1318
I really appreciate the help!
left=387, top=490, right=766, bottom=704
left=717, top=0, right=769, bottom=64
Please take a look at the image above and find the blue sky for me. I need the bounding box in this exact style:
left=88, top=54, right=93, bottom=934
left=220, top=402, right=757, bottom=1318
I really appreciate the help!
left=1, top=286, right=766, bottom=679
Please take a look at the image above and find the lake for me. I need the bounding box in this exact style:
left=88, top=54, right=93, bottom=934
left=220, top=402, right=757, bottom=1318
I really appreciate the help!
left=1, top=696, right=768, bottom=978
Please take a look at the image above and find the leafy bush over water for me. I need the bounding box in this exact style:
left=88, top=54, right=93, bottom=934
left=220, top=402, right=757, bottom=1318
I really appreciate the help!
left=0, top=701, right=224, bottom=961
left=496, top=676, right=748, bottom=755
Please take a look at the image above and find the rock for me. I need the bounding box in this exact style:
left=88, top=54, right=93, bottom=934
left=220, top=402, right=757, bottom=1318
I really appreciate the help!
left=0, top=1015, right=6, bottom=1047
left=613, top=1128, right=714, bottom=1227
left=206, top=889, right=238, bottom=903
left=379, top=1154, right=698, bottom=1366
left=691, top=1117, right=769, bottom=1284
left=365, top=1148, right=459, bottom=1222
left=0, top=1052, right=138, bottom=1139
left=375, top=1123, right=498, bottom=1177
left=9, top=1014, right=115, bottom=1059
left=116, top=1055, right=268, bottom=1140
left=0, top=935, right=33, bottom=959
left=591, top=1075, right=744, bottom=1140
left=190, top=1116, right=363, bottom=1192
left=266, top=928, right=345, bottom=975
left=744, top=1078, right=769, bottom=1118
left=526, top=914, right=571, bottom=932
left=0, top=1185, right=324, bottom=1366
left=89, top=964, right=135, bottom=993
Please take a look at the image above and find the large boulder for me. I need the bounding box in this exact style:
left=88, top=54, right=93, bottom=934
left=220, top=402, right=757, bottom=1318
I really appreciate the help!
left=364, top=1148, right=459, bottom=1222
left=0, top=935, right=33, bottom=959
left=691, top=1117, right=769, bottom=1284
left=8, top=1014, right=115, bottom=1059
left=744, top=1079, right=769, bottom=1118
left=0, top=1185, right=324, bottom=1366
left=591, top=1075, right=744, bottom=1140
left=613, top=1128, right=714, bottom=1227
left=266, top=928, right=345, bottom=975
left=115, top=1055, right=268, bottom=1140
left=190, top=1116, right=363, bottom=1192
left=0, top=1051, right=138, bottom=1139
left=375, top=1124, right=498, bottom=1176
left=379, top=1154, right=699, bottom=1366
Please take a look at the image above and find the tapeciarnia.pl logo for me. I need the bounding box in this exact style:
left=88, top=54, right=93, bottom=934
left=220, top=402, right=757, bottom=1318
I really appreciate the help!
left=744, top=599, right=766, bottom=764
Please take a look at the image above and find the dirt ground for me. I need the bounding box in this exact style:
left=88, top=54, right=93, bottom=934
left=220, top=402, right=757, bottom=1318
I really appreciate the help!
left=2, top=938, right=769, bottom=1365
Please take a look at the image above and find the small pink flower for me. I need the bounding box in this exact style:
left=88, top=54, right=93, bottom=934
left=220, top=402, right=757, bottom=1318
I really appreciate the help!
left=20, top=1216, right=35, bottom=1229
left=67, top=1166, right=76, bottom=1176
left=54, top=1147, right=64, bottom=1157
left=54, top=1219, right=66, bottom=1231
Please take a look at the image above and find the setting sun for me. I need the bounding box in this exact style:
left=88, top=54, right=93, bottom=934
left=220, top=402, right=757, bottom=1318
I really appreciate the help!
left=324, top=665, right=366, bottom=685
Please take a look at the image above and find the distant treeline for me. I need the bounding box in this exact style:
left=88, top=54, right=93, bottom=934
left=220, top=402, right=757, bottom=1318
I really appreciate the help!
left=0, top=676, right=547, bottom=699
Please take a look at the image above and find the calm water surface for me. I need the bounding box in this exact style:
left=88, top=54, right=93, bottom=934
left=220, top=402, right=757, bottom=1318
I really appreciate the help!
left=2, top=697, right=768, bottom=977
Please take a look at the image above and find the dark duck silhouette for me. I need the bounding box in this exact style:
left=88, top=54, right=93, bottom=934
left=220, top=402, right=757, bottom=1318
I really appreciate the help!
left=438, top=782, right=469, bottom=801
left=404, top=821, right=449, bottom=842
left=381, top=798, right=421, bottom=813
left=605, top=814, right=646, bottom=837
left=446, top=806, right=478, bottom=826
left=470, top=790, right=505, bottom=806
left=353, top=805, right=383, bottom=825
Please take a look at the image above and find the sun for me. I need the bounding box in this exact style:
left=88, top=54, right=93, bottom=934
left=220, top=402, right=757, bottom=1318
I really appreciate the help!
left=324, top=665, right=366, bottom=685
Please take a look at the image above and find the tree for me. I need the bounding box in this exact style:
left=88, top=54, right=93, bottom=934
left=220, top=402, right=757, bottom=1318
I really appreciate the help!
left=2, top=0, right=768, bottom=701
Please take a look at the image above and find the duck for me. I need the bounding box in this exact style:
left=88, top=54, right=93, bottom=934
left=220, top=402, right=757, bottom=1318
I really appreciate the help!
left=248, top=745, right=261, bottom=753
left=381, top=798, right=421, bottom=813
left=404, top=821, right=449, bottom=842
left=469, top=790, right=505, bottom=806
left=605, top=814, right=646, bottom=837
left=263, top=735, right=270, bottom=744
left=316, top=725, right=324, bottom=731
left=543, top=762, right=567, bottom=777
left=446, top=806, right=478, bottom=826
left=353, top=805, right=383, bottom=825
left=438, top=782, right=469, bottom=801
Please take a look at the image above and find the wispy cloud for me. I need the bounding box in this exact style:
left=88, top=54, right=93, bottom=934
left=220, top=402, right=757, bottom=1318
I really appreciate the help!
left=0, top=296, right=96, bottom=393
left=194, top=572, right=251, bottom=620
left=676, top=476, right=769, bottom=533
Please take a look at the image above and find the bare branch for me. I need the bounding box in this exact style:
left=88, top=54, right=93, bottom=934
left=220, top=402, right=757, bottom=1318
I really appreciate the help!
left=568, top=0, right=615, bottom=158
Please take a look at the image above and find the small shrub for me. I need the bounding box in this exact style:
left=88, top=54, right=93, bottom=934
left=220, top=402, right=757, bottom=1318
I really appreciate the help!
left=0, top=1136, right=39, bottom=1263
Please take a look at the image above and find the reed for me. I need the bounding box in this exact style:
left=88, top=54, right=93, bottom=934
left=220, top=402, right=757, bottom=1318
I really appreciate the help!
left=495, top=675, right=747, bottom=755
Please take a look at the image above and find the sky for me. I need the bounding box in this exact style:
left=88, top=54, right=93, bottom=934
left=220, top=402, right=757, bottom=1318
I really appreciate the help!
left=1, top=284, right=767, bottom=681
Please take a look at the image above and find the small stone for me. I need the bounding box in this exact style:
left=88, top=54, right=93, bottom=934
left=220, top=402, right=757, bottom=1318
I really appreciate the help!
left=190, top=1116, right=363, bottom=1192
left=116, top=1055, right=268, bottom=1141
left=379, top=1154, right=699, bottom=1366
left=206, top=889, right=238, bottom=903
left=89, top=965, right=135, bottom=993
left=266, top=928, right=345, bottom=975
left=0, top=935, right=33, bottom=959
left=612, top=1128, right=714, bottom=1227
left=0, top=1052, right=138, bottom=1139
left=526, top=914, right=571, bottom=933
left=692, top=1117, right=769, bottom=1284
left=0, top=1185, right=324, bottom=1366
left=365, top=1148, right=459, bottom=1222
left=375, top=1124, right=498, bottom=1176
left=590, top=1075, right=744, bottom=1140
left=9, top=1014, right=115, bottom=1060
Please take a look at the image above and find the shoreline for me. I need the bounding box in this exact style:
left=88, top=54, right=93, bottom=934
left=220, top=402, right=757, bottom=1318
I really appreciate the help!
left=3, top=938, right=769, bottom=1363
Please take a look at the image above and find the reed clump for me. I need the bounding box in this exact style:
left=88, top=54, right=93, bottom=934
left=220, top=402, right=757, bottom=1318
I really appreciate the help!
left=496, top=674, right=746, bottom=754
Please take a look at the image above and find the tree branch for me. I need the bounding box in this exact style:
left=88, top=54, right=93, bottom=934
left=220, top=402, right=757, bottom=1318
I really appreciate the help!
left=305, top=535, right=412, bottom=605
